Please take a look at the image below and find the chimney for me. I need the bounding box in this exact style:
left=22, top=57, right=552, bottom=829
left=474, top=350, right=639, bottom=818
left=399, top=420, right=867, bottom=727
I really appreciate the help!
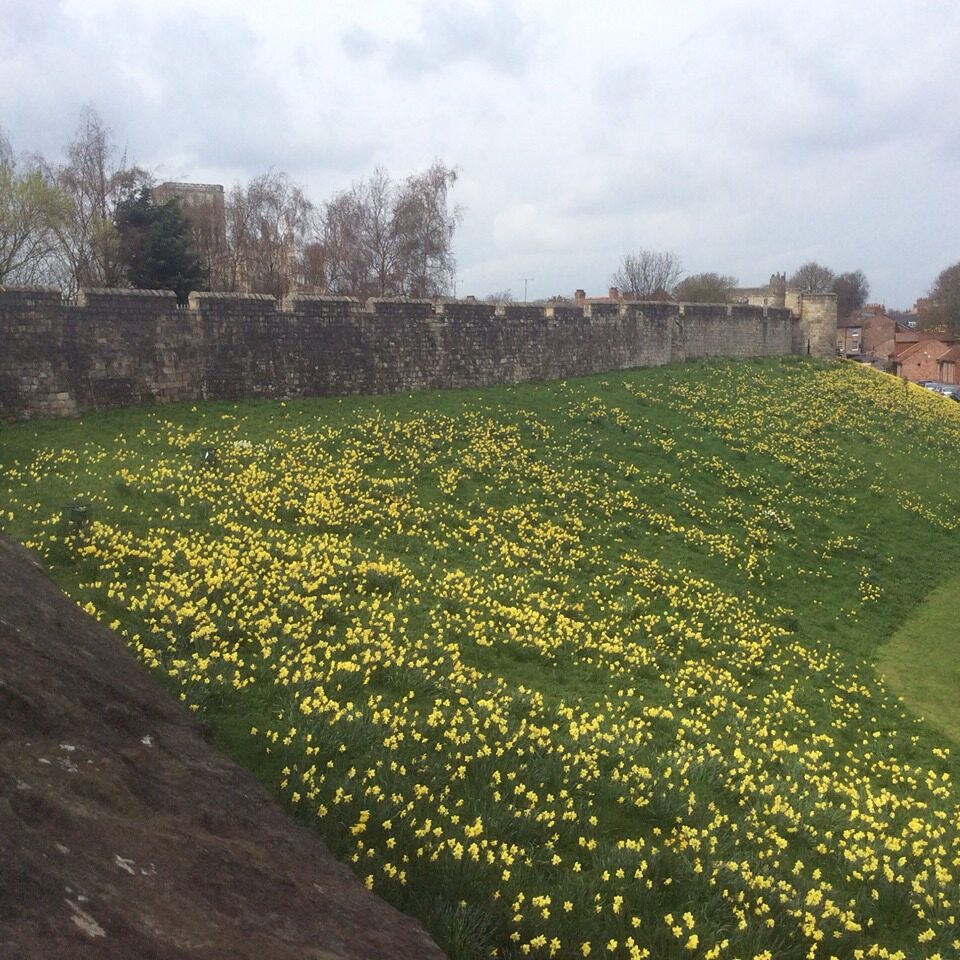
left=608, top=286, right=620, bottom=300
left=574, top=289, right=586, bottom=301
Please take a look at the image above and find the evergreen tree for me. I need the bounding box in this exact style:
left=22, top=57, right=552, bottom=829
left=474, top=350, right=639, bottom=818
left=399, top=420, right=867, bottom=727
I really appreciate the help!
left=115, top=188, right=206, bottom=302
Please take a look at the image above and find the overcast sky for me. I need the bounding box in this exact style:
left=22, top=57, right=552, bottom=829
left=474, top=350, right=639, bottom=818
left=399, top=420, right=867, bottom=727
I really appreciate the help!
left=2, top=0, right=958, bottom=307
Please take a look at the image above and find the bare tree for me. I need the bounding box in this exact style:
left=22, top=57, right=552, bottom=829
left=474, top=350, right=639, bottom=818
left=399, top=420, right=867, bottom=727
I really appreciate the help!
left=611, top=249, right=683, bottom=299
left=0, top=129, right=72, bottom=285
left=672, top=272, right=738, bottom=303
left=355, top=166, right=403, bottom=295
left=392, top=161, right=460, bottom=297
left=182, top=192, right=228, bottom=290
left=299, top=239, right=329, bottom=293
left=317, top=161, right=460, bottom=299
left=924, top=262, right=960, bottom=337
left=315, top=186, right=364, bottom=294
left=224, top=171, right=313, bottom=299
left=484, top=289, right=513, bottom=303
left=46, top=107, right=152, bottom=294
left=831, top=270, right=870, bottom=319
left=789, top=261, right=836, bottom=294
left=50, top=109, right=150, bottom=291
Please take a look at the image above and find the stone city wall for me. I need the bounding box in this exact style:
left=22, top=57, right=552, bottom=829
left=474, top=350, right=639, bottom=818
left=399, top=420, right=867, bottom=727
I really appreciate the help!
left=0, top=287, right=800, bottom=420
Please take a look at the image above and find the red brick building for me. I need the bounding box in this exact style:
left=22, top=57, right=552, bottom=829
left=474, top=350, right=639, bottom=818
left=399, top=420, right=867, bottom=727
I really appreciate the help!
left=891, top=331, right=958, bottom=383
left=836, top=305, right=897, bottom=365
left=937, top=345, right=960, bottom=385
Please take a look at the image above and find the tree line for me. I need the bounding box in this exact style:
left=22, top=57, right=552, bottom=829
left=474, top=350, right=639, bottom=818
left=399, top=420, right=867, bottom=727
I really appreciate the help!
left=4, top=109, right=959, bottom=328
left=777, top=259, right=960, bottom=333
left=0, top=108, right=460, bottom=303
left=607, top=249, right=872, bottom=318
left=608, top=249, right=960, bottom=333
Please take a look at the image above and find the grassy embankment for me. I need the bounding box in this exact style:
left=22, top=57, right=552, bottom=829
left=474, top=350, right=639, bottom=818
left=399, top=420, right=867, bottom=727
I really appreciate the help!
left=879, top=569, right=960, bottom=745
left=2, top=357, right=960, bottom=960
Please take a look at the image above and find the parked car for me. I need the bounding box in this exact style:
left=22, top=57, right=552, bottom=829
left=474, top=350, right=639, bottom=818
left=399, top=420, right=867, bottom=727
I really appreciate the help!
left=919, top=381, right=958, bottom=396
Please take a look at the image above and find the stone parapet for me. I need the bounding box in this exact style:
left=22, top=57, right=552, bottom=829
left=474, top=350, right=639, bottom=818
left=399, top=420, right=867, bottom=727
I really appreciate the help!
left=0, top=288, right=802, bottom=420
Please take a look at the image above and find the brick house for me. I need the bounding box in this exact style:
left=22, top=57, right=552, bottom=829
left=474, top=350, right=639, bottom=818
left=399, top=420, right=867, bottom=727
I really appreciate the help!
left=937, top=345, right=960, bottom=385
left=891, top=332, right=958, bottom=383
left=836, top=304, right=897, bottom=365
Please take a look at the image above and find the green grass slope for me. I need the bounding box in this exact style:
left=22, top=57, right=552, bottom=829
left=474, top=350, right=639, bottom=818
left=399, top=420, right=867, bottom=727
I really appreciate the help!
left=879, top=568, right=960, bottom=746
left=2, top=357, right=960, bottom=960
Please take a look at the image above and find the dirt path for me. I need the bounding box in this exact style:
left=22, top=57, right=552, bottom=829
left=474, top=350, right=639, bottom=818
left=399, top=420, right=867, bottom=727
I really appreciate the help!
left=0, top=535, right=446, bottom=960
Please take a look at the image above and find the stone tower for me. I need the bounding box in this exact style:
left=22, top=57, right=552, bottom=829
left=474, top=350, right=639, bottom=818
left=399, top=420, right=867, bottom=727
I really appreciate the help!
left=794, top=293, right=838, bottom=359
left=768, top=272, right=787, bottom=308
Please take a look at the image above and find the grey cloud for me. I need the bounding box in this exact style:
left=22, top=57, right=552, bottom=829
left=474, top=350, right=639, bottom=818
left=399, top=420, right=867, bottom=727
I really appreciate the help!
left=711, top=8, right=960, bottom=165
left=114, top=15, right=296, bottom=161
left=561, top=155, right=717, bottom=222
left=142, top=14, right=370, bottom=177
left=592, top=62, right=651, bottom=118
left=341, top=26, right=380, bottom=59
left=1, top=0, right=64, bottom=48
left=1, top=5, right=376, bottom=189
left=4, top=1, right=960, bottom=309
left=341, top=0, right=533, bottom=78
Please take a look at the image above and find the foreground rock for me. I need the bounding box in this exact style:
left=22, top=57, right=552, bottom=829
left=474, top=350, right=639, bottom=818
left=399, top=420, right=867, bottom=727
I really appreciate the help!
left=0, top=535, right=445, bottom=960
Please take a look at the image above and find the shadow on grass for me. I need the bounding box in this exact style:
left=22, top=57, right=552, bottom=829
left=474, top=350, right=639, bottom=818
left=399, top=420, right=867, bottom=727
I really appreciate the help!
left=877, top=569, right=960, bottom=745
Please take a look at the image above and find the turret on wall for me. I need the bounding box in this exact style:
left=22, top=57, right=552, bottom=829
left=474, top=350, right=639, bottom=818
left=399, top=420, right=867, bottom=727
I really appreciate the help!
left=768, top=273, right=787, bottom=308
left=795, top=293, right=838, bottom=359
left=729, top=273, right=836, bottom=359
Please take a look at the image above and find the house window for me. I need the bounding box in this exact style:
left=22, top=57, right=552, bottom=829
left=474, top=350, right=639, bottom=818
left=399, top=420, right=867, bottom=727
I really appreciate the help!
left=849, top=328, right=861, bottom=352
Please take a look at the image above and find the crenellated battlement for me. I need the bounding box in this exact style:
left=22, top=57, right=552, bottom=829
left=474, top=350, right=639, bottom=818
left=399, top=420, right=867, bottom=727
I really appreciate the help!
left=0, top=285, right=796, bottom=320
left=0, top=286, right=802, bottom=420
